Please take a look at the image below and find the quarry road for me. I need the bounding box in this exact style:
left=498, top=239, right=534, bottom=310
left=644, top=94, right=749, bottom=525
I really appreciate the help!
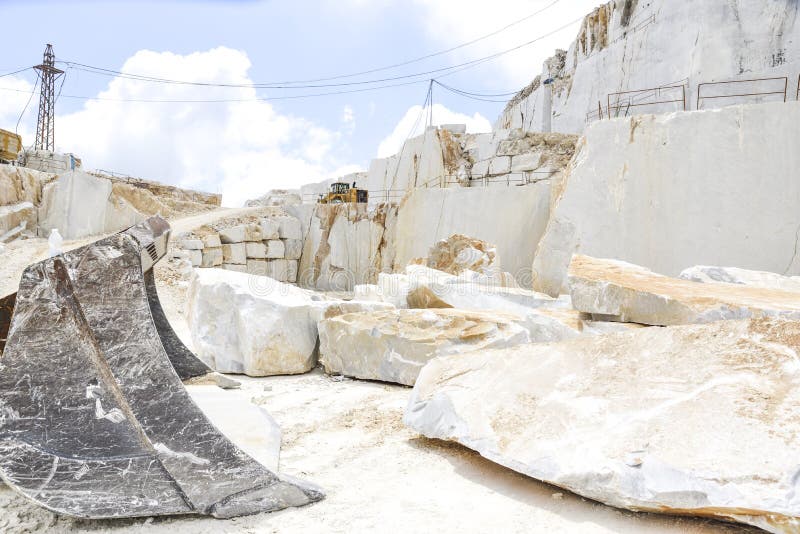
left=0, top=226, right=760, bottom=534
left=167, top=206, right=266, bottom=235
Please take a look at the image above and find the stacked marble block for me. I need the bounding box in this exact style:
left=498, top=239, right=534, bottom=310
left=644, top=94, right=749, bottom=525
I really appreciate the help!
left=181, top=215, right=303, bottom=283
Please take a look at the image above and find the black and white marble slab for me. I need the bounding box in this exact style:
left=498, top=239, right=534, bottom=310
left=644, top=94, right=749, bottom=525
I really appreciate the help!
left=0, top=217, right=323, bottom=519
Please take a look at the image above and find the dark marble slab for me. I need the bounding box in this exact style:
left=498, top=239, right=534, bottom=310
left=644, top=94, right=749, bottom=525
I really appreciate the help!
left=0, top=216, right=323, bottom=519
left=144, top=269, right=211, bottom=380
left=0, top=292, right=16, bottom=356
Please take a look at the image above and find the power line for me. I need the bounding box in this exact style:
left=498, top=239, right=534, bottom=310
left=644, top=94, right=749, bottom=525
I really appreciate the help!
left=54, top=13, right=583, bottom=91
left=55, top=1, right=563, bottom=89
left=0, top=76, right=430, bottom=103
left=15, top=72, right=40, bottom=136
left=434, top=80, right=519, bottom=102
left=0, top=75, right=524, bottom=106
left=434, top=80, right=520, bottom=98
left=0, top=14, right=582, bottom=106
left=270, top=0, right=562, bottom=84
left=0, top=67, right=33, bottom=78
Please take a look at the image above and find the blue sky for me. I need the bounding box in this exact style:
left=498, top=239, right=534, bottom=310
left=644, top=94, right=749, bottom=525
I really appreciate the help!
left=0, top=0, right=598, bottom=205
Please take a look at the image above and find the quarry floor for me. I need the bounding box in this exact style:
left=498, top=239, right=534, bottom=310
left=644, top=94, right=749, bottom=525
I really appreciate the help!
left=0, top=211, right=759, bottom=534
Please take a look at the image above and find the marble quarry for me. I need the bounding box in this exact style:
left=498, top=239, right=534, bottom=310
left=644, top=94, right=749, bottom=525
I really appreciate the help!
left=3, top=0, right=800, bottom=529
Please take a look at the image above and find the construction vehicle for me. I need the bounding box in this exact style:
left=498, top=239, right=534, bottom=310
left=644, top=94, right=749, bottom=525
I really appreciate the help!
left=0, top=128, right=22, bottom=164
left=318, top=181, right=368, bottom=204
left=0, top=216, right=322, bottom=519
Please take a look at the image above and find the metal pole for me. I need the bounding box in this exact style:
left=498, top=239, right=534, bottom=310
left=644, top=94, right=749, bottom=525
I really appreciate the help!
left=696, top=83, right=702, bottom=110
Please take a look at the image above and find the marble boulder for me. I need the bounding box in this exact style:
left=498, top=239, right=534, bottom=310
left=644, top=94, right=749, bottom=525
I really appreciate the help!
left=405, top=318, right=800, bottom=533
left=319, top=308, right=529, bottom=386
left=188, top=269, right=318, bottom=376
left=568, top=255, right=800, bottom=326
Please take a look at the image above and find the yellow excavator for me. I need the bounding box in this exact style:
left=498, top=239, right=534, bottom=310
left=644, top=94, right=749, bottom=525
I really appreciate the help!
left=318, top=181, right=368, bottom=204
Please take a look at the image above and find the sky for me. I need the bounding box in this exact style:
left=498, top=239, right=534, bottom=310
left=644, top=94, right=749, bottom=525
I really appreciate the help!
left=0, top=0, right=599, bottom=206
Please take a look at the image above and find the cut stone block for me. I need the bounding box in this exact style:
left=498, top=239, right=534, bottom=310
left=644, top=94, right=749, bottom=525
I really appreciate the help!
left=222, top=243, right=246, bottom=265
left=181, top=238, right=204, bottom=250
left=568, top=255, right=800, bottom=326
left=220, top=225, right=246, bottom=244
left=201, top=248, right=223, bottom=267
left=283, top=239, right=302, bottom=260
left=405, top=318, right=800, bottom=532
left=259, top=218, right=280, bottom=239
left=471, top=159, right=490, bottom=177
left=246, top=259, right=268, bottom=276
left=222, top=264, right=247, bottom=273
left=246, top=242, right=267, bottom=259
left=488, top=156, right=511, bottom=175
left=511, top=152, right=542, bottom=172
left=268, top=259, right=290, bottom=282
left=202, top=233, right=221, bottom=248
left=265, top=240, right=285, bottom=259
left=188, top=249, right=202, bottom=267
left=275, top=216, right=302, bottom=240
left=244, top=223, right=264, bottom=242
left=286, top=259, right=298, bottom=283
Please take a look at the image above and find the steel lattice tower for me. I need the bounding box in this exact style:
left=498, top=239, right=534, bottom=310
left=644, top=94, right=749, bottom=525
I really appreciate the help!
left=33, top=44, right=64, bottom=152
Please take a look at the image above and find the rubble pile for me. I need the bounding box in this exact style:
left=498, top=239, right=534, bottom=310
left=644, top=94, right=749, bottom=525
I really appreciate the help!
left=411, top=233, right=499, bottom=277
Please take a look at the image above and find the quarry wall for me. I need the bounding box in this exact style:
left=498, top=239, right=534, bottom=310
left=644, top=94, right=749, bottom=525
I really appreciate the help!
left=532, top=101, right=800, bottom=295
left=0, top=165, right=222, bottom=242
left=499, top=0, right=800, bottom=134
left=286, top=127, right=575, bottom=291
left=395, top=184, right=551, bottom=282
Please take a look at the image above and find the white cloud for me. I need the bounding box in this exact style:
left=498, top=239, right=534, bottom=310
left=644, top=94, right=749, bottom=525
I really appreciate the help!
left=377, top=103, right=491, bottom=158
left=0, top=76, right=38, bottom=144
left=55, top=47, right=358, bottom=207
left=411, top=0, right=599, bottom=86
left=341, top=104, right=355, bottom=133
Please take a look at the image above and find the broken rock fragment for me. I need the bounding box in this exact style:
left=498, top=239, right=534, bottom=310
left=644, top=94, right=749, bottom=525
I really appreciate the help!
left=568, top=254, right=800, bottom=326
left=405, top=318, right=800, bottom=533
left=680, top=265, right=800, bottom=292
left=416, top=233, right=498, bottom=276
